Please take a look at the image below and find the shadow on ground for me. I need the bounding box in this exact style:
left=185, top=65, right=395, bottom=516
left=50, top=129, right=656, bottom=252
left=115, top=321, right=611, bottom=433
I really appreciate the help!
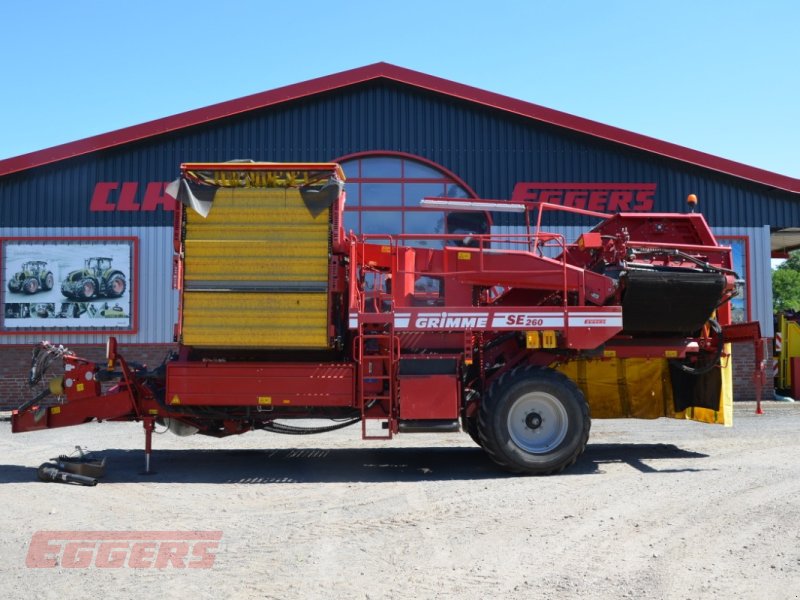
left=572, top=443, right=709, bottom=475
left=0, top=442, right=709, bottom=484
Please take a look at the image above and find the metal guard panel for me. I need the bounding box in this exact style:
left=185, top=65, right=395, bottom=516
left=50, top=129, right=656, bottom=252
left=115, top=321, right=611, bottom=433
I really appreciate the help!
left=182, top=291, right=329, bottom=349
left=166, top=361, right=353, bottom=407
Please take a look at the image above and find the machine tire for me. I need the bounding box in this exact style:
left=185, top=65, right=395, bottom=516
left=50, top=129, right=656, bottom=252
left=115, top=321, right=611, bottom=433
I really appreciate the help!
left=23, top=278, right=39, bottom=294
left=478, top=365, right=590, bottom=475
left=461, top=389, right=483, bottom=447
left=43, top=272, right=54, bottom=291
left=80, top=279, right=97, bottom=299
left=462, top=414, right=482, bottom=446
left=106, top=273, right=127, bottom=297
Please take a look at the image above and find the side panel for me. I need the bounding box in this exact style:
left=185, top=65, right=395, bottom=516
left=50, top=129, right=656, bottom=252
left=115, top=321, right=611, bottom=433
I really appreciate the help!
left=166, top=362, right=354, bottom=407
left=398, top=375, right=459, bottom=420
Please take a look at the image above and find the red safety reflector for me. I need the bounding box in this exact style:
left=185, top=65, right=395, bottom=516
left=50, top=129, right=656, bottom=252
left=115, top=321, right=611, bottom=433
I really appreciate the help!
left=577, top=232, right=603, bottom=250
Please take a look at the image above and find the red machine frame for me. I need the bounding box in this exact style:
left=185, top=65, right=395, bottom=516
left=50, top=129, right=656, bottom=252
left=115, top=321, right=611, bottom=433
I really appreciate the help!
left=11, top=162, right=748, bottom=475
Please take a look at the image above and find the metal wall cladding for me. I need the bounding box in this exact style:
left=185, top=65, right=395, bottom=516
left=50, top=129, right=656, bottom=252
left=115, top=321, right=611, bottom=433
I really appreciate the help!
left=715, top=225, right=773, bottom=337
left=2, top=81, right=798, bottom=229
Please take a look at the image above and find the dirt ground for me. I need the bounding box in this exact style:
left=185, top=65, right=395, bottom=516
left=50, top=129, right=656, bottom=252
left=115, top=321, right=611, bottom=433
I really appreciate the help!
left=1, top=402, right=799, bottom=600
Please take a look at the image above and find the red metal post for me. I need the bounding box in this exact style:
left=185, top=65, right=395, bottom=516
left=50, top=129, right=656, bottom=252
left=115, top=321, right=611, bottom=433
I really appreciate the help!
left=755, top=338, right=766, bottom=415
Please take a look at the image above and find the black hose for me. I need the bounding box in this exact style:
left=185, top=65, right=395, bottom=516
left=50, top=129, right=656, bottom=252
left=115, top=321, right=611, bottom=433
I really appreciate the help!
left=261, top=417, right=361, bottom=435
left=16, top=388, right=52, bottom=413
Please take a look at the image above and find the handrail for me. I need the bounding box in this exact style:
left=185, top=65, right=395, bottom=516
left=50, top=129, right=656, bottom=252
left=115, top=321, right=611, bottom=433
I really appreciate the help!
left=351, top=230, right=575, bottom=312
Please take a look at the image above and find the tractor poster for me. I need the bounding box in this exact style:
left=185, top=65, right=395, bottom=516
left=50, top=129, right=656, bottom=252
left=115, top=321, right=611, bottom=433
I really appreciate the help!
left=2, top=239, right=133, bottom=331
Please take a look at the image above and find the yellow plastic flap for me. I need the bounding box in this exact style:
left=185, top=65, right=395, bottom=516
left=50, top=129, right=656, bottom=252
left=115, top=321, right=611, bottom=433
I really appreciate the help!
left=556, top=351, right=732, bottom=425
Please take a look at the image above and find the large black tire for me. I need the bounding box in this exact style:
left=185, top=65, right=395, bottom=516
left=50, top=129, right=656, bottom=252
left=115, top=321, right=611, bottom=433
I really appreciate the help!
left=462, top=415, right=482, bottom=447
left=43, top=272, right=54, bottom=291
left=461, top=389, right=483, bottom=447
left=105, top=273, right=127, bottom=298
left=478, top=365, right=590, bottom=475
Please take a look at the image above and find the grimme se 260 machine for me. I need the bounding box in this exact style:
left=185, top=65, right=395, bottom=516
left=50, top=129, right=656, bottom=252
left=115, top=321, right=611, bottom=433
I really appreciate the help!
left=13, top=162, right=741, bottom=475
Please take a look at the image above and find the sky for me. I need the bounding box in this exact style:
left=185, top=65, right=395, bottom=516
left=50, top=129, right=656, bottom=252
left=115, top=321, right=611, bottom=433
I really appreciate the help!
left=0, top=1, right=798, bottom=178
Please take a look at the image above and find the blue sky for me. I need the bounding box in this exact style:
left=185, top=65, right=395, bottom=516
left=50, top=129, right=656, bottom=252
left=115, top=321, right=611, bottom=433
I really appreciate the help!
left=1, top=1, right=797, bottom=177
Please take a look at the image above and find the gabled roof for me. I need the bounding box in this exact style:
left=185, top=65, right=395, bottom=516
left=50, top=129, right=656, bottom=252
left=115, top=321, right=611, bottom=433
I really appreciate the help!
left=1, top=62, right=798, bottom=193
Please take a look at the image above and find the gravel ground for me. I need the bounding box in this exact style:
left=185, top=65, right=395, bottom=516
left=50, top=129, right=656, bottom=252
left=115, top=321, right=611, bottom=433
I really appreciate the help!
left=1, top=402, right=799, bottom=600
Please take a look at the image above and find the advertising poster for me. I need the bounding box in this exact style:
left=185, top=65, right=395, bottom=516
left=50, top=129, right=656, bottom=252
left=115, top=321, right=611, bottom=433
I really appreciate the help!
left=2, top=239, right=134, bottom=331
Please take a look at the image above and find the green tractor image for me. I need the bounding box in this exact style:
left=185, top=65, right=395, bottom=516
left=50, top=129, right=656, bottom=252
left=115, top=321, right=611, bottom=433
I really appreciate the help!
left=7, top=261, right=54, bottom=295
left=61, top=257, right=127, bottom=300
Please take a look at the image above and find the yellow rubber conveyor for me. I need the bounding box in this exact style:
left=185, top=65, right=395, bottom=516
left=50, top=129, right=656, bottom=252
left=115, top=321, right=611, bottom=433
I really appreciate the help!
left=177, top=163, right=343, bottom=349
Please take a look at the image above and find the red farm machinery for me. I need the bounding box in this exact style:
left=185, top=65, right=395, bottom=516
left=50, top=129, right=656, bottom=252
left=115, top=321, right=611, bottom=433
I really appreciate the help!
left=13, top=162, right=744, bottom=475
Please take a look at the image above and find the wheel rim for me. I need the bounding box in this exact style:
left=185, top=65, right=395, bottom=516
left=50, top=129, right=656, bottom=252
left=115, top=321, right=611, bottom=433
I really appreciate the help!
left=507, top=391, right=569, bottom=454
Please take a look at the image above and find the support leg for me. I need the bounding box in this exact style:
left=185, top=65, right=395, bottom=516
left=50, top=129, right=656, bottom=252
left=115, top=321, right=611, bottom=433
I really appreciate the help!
left=142, top=417, right=156, bottom=474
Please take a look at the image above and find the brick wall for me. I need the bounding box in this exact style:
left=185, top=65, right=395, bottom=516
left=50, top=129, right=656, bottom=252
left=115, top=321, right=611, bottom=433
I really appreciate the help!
left=0, top=344, right=175, bottom=411
left=731, top=341, right=774, bottom=401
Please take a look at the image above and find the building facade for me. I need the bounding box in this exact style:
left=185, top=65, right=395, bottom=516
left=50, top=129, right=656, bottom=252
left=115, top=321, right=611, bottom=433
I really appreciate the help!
left=1, top=63, right=798, bottom=408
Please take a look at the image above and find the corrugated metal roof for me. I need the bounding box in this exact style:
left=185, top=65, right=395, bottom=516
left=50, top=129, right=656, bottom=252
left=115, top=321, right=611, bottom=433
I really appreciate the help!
left=1, top=63, right=798, bottom=194
left=2, top=81, right=799, bottom=229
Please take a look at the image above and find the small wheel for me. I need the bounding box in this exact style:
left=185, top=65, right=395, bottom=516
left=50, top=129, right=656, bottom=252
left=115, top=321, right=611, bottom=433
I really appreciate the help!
left=80, top=279, right=96, bottom=299
left=43, top=272, right=54, bottom=290
left=106, top=273, right=126, bottom=297
left=478, top=366, right=590, bottom=475
left=23, top=278, right=39, bottom=294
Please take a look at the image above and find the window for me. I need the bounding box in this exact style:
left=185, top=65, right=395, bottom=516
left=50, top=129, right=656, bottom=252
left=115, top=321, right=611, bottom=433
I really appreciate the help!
left=339, top=153, right=482, bottom=244
left=718, top=237, right=749, bottom=323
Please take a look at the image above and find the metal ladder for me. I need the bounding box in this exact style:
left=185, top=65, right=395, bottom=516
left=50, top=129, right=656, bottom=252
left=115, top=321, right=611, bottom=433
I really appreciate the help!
left=356, top=314, right=398, bottom=440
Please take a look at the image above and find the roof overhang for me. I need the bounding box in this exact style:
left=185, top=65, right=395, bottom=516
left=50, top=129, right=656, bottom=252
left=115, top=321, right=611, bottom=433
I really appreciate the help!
left=771, top=229, right=800, bottom=255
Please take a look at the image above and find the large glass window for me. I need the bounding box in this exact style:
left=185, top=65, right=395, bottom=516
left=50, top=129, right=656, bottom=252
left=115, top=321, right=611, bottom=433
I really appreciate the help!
left=339, top=153, right=480, bottom=244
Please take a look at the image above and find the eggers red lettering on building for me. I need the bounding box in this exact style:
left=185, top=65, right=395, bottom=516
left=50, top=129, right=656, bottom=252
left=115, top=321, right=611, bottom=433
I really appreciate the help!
left=26, top=531, right=222, bottom=569
left=511, top=182, right=657, bottom=212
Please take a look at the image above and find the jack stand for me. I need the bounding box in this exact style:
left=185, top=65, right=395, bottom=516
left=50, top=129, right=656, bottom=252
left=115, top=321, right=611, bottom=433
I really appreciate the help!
left=142, top=417, right=156, bottom=475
